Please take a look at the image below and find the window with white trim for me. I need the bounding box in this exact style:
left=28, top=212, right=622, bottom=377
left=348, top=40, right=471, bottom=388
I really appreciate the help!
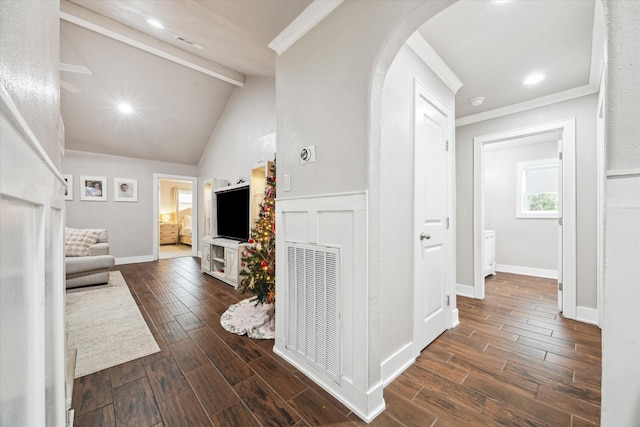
left=516, top=158, right=558, bottom=218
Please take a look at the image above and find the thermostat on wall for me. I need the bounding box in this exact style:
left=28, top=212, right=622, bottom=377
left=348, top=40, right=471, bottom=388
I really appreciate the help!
left=300, top=145, right=316, bottom=164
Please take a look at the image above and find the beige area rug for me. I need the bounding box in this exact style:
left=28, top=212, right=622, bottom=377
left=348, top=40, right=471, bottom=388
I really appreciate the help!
left=66, top=271, right=160, bottom=378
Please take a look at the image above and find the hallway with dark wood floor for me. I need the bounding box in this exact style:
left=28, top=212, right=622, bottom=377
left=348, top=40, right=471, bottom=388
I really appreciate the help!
left=72, top=257, right=601, bottom=426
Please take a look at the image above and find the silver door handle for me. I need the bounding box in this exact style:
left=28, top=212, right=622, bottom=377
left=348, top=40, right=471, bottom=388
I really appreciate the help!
left=420, top=232, right=431, bottom=240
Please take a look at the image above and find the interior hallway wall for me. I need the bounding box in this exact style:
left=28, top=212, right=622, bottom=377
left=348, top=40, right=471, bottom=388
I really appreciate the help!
left=379, top=43, right=454, bottom=371
left=456, top=93, right=598, bottom=308
left=198, top=76, right=276, bottom=247
left=485, top=140, right=558, bottom=273
left=63, top=149, right=197, bottom=260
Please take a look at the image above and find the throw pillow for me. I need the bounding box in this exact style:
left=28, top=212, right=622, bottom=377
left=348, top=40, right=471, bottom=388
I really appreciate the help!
left=65, top=228, right=102, bottom=257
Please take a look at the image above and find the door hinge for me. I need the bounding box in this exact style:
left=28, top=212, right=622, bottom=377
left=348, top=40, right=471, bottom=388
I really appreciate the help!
left=445, top=140, right=449, bottom=151
left=558, top=152, right=563, bottom=160
left=558, top=282, right=563, bottom=291
left=445, top=217, right=450, bottom=229
left=558, top=217, right=563, bottom=226
left=446, top=295, right=451, bottom=306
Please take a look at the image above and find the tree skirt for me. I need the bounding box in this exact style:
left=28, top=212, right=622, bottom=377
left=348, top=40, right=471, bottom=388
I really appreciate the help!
left=221, top=297, right=275, bottom=339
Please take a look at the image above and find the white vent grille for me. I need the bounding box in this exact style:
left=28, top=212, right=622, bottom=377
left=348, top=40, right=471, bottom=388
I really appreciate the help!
left=285, top=243, right=340, bottom=382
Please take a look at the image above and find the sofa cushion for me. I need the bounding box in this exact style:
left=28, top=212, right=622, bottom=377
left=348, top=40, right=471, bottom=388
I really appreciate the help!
left=65, top=228, right=103, bottom=257
left=66, top=255, right=115, bottom=275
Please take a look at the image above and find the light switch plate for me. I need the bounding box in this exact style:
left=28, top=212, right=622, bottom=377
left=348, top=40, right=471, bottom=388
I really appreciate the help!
left=282, top=174, right=291, bottom=191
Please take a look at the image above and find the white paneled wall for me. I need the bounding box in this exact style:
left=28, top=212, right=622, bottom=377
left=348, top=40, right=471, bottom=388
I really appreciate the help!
left=274, top=192, right=385, bottom=422
left=1, top=89, right=66, bottom=426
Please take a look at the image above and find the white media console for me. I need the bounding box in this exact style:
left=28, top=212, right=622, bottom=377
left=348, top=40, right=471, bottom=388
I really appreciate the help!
left=201, top=237, right=248, bottom=288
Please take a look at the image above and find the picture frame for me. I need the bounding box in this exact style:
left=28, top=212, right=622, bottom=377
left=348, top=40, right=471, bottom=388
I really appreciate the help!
left=62, top=174, right=73, bottom=201
left=114, top=177, right=138, bottom=202
left=80, top=175, right=107, bottom=201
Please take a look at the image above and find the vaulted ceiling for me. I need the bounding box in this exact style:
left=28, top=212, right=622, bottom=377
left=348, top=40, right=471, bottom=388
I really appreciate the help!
left=60, top=0, right=601, bottom=165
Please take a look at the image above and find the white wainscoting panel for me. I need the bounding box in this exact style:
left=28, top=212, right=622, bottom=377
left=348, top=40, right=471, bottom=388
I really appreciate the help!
left=274, top=192, right=385, bottom=422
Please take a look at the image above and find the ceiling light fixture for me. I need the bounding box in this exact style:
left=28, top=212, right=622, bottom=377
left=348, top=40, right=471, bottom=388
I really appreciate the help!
left=523, top=73, right=547, bottom=85
left=118, top=103, right=133, bottom=114
left=470, top=96, right=485, bottom=107
left=146, top=18, right=165, bottom=29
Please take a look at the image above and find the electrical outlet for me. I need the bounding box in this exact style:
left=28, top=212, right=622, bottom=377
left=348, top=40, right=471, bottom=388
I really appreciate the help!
left=300, top=145, right=316, bottom=164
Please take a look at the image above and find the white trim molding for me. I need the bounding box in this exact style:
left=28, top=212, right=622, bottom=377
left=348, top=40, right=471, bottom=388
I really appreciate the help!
left=381, top=343, right=415, bottom=386
left=456, top=284, right=475, bottom=298
left=406, top=33, right=463, bottom=94
left=457, top=85, right=598, bottom=127
left=269, top=0, right=344, bottom=55
left=115, top=255, right=154, bottom=265
left=495, top=264, right=558, bottom=280
left=576, top=306, right=600, bottom=326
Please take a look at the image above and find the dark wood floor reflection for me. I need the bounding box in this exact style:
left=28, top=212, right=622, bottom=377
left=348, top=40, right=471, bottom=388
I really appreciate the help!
left=72, top=259, right=601, bottom=426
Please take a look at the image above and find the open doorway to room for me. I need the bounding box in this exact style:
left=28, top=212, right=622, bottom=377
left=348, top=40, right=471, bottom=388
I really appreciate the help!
left=153, top=174, right=198, bottom=260
left=472, top=119, right=576, bottom=316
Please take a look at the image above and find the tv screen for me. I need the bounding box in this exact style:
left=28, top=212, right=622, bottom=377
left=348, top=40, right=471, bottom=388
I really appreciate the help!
left=216, top=185, right=250, bottom=241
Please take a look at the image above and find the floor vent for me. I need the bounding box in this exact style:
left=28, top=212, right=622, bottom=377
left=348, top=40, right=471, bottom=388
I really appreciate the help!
left=285, top=243, right=340, bottom=383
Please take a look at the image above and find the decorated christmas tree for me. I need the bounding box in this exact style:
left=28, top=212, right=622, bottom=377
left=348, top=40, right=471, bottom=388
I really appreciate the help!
left=239, top=160, right=276, bottom=305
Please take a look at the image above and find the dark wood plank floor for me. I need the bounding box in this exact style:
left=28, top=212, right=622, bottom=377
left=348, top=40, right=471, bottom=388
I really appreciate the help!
left=72, top=258, right=601, bottom=426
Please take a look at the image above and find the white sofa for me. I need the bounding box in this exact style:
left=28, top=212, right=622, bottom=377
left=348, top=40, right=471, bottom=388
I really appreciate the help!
left=65, top=228, right=115, bottom=289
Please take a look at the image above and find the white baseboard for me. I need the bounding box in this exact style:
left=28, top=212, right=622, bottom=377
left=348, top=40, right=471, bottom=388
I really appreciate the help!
left=381, top=342, right=415, bottom=386
left=496, top=263, right=558, bottom=279
left=451, top=308, right=460, bottom=328
left=456, top=283, right=475, bottom=298
left=115, top=255, right=154, bottom=265
left=273, top=345, right=385, bottom=423
left=576, top=306, right=600, bottom=327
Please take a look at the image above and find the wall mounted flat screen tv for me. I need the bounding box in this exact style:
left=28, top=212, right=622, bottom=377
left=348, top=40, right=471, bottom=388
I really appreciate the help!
left=215, top=184, right=250, bottom=242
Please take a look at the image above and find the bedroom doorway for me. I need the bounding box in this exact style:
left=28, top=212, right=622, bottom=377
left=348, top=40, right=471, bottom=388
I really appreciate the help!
left=473, top=119, right=576, bottom=318
left=153, top=173, right=198, bottom=260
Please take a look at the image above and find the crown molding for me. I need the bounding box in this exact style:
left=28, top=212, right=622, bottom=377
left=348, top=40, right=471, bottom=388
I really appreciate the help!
left=60, top=0, right=245, bottom=87
left=406, top=32, right=463, bottom=94
left=456, top=84, right=598, bottom=127
left=269, top=0, right=343, bottom=55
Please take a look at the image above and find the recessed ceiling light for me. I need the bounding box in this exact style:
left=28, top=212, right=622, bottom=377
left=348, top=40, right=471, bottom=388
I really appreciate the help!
left=470, top=96, right=485, bottom=107
left=118, top=103, right=133, bottom=114
left=146, top=18, right=165, bottom=29
left=523, top=73, right=547, bottom=85
left=491, top=0, right=511, bottom=4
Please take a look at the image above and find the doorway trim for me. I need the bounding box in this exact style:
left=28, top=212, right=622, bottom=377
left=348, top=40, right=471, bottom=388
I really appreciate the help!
left=472, top=118, right=577, bottom=319
left=153, top=173, right=198, bottom=260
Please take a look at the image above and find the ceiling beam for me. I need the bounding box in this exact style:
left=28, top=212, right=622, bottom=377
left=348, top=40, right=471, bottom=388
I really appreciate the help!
left=269, top=0, right=344, bottom=56
left=60, top=0, right=245, bottom=87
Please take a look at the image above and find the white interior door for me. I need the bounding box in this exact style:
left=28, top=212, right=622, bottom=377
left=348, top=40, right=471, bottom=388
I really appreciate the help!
left=557, top=139, right=563, bottom=310
left=414, top=82, right=451, bottom=354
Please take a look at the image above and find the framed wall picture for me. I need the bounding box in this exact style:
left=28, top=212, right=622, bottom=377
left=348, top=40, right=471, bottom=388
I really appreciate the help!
left=62, top=174, right=73, bottom=201
left=114, top=177, right=138, bottom=202
left=80, top=175, right=107, bottom=201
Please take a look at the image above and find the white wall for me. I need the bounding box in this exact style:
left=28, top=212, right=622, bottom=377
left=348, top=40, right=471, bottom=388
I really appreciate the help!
left=601, top=1, right=640, bottom=425
left=378, top=44, right=454, bottom=373
left=1, top=1, right=66, bottom=425
left=456, top=94, right=598, bottom=308
left=0, top=0, right=61, bottom=168
left=275, top=1, right=456, bottom=420
left=62, top=150, right=197, bottom=260
left=198, top=76, right=276, bottom=247
left=485, top=140, right=558, bottom=273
